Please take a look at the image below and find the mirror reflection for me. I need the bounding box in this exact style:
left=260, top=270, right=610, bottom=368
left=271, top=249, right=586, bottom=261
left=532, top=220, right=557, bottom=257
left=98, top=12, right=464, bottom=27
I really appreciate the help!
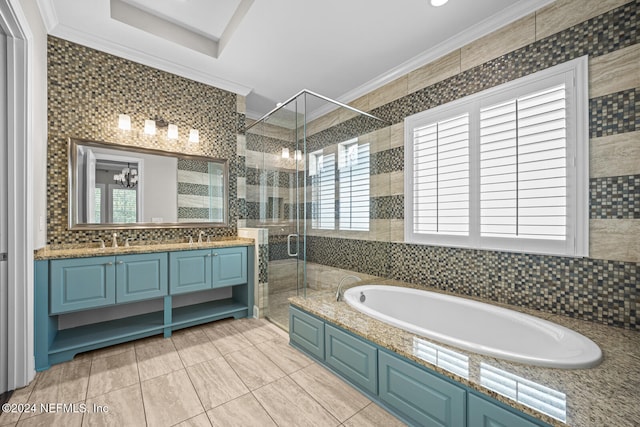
left=70, top=139, right=227, bottom=228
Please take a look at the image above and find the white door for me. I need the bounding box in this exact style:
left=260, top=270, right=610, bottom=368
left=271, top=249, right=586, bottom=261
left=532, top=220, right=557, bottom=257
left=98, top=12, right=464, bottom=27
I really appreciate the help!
left=0, top=28, right=9, bottom=395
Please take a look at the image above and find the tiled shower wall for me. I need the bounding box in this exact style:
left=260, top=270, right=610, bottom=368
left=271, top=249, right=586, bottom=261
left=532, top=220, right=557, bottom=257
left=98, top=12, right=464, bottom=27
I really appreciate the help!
left=301, top=0, right=639, bottom=329
left=47, top=36, right=242, bottom=244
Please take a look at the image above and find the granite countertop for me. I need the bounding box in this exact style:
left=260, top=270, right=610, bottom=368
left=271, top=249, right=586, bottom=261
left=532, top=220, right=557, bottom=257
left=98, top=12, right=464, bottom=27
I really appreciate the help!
left=34, top=238, right=254, bottom=260
left=290, top=279, right=640, bottom=427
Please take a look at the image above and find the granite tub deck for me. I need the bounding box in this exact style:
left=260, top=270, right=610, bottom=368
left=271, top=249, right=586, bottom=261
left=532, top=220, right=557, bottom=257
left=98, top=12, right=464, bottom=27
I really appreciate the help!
left=34, top=237, right=255, bottom=260
left=289, top=279, right=640, bottom=427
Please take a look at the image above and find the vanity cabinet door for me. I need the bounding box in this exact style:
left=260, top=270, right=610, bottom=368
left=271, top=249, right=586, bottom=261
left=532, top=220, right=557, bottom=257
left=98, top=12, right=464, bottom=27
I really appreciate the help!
left=50, top=256, right=116, bottom=314
left=116, top=253, right=168, bottom=303
left=211, top=247, right=247, bottom=288
left=169, top=250, right=212, bottom=294
left=379, top=350, right=466, bottom=427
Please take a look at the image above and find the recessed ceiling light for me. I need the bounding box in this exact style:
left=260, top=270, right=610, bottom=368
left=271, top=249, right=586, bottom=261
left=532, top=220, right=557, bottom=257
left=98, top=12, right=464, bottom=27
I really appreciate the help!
left=431, top=0, right=449, bottom=6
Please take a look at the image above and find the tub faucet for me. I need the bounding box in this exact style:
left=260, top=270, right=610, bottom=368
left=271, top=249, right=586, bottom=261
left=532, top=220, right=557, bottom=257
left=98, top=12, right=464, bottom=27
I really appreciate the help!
left=111, top=233, right=118, bottom=248
left=336, top=275, right=362, bottom=302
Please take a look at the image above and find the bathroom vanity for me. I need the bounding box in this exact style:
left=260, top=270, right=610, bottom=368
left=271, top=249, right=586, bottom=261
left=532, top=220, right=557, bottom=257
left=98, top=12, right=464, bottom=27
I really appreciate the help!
left=34, top=240, right=254, bottom=371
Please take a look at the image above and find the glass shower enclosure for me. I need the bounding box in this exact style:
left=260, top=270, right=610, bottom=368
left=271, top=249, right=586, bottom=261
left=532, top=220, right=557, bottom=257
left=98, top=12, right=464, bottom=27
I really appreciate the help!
left=245, top=90, right=388, bottom=330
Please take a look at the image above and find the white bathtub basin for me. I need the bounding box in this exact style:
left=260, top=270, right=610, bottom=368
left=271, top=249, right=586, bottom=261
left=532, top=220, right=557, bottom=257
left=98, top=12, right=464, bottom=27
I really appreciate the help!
left=343, top=285, right=602, bottom=369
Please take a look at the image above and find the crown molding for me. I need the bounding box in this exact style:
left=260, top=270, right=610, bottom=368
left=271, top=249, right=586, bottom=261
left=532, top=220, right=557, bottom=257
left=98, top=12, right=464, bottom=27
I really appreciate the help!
left=307, top=0, right=555, bottom=122
left=35, top=0, right=58, bottom=32
left=37, top=2, right=253, bottom=97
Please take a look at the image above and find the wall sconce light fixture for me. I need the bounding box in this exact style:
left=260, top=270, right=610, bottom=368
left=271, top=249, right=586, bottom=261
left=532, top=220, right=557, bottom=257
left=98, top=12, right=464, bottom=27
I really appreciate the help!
left=189, top=129, right=199, bottom=143
left=144, top=119, right=156, bottom=135
left=118, top=114, right=131, bottom=131
left=117, top=114, right=199, bottom=142
left=294, top=150, right=302, bottom=160
left=167, top=124, right=178, bottom=140
left=281, top=148, right=290, bottom=158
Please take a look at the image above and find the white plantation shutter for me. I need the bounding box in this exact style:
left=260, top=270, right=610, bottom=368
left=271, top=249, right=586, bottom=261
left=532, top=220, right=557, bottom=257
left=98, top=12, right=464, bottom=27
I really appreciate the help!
left=480, top=85, right=567, bottom=240
left=310, top=151, right=335, bottom=230
left=413, top=114, right=469, bottom=236
left=339, top=140, right=370, bottom=231
left=405, top=57, right=588, bottom=256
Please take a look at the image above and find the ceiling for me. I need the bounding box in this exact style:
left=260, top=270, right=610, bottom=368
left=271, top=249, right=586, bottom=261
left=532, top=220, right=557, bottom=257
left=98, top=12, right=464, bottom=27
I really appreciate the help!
left=37, top=0, right=553, bottom=119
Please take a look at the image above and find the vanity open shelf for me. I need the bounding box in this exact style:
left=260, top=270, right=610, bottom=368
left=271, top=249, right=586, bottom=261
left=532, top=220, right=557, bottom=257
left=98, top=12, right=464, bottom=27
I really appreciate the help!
left=35, top=244, right=254, bottom=371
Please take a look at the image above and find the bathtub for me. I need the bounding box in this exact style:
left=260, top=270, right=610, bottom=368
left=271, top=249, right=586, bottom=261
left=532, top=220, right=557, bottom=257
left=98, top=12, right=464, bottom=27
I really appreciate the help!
left=343, top=285, right=602, bottom=369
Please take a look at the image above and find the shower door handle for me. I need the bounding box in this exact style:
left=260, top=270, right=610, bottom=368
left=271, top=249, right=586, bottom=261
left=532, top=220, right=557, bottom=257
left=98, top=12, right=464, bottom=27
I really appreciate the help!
left=287, top=234, right=298, bottom=257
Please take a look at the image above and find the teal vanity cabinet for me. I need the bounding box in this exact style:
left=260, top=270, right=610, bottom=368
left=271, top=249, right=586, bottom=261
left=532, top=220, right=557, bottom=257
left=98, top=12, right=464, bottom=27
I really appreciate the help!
left=35, top=245, right=253, bottom=371
left=169, top=246, right=247, bottom=294
left=50, top=252, right=168, bottom=312
left=289, top=306, right=551, bottom=427
left=50, top=256, right=116, bottom=314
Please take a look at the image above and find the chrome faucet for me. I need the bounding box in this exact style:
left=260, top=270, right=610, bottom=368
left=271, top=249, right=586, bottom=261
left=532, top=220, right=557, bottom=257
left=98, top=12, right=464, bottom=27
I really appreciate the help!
left=93, top=238, right=105, bottom=249
left=111, top=233, right=118, bottom=248
left=336, top=275, right=362, bottom=302
left=198, top=231, right=206, bottom=244
left=188, top=235, right=194, bottom=245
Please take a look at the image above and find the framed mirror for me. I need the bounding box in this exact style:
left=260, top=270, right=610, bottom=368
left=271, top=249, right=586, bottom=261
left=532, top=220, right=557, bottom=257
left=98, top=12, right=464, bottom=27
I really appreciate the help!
left=68, top=138, right=228, bottom=229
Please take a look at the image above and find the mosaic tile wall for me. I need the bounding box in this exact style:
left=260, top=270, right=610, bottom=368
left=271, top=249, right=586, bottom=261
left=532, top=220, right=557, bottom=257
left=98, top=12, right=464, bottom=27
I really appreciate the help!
left=47, top=36, right=240, bottom=244
left=302, top=1, right=640, bottom=330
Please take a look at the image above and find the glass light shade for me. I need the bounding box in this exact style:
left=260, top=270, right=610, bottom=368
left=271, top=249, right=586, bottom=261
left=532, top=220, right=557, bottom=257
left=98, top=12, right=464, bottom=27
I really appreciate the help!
left=118, top=114, right=131, bottom=130
left=167, top=124, right=178, bottom=139
left=144, top=119, right=156, bottom=135
left=188, top=129, right=199, bottom=143
left=294, top=150, right=302, bottom=160
left=281, top=147, right=290, bottom=158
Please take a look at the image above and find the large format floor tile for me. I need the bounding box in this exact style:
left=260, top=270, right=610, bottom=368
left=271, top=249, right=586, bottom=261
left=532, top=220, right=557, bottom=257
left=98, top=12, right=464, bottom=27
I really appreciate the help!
left=134, top=336, right=184, bottom=381
left=83, top=384, right=146, bottom=427
left=140, top=369, right=203, bottom=427
left=11, top=318, right=401, bottom=427
left=186, top=358, right=248, bottom=409
left=253, top=376, right=340, bottom=427
left=86, top=350, right=138, bottom=399
left=206, top=393, right=277, bottom=427
left=290, top=364, right=370, bottom=422
left=224, top=346, right=286, bottom=391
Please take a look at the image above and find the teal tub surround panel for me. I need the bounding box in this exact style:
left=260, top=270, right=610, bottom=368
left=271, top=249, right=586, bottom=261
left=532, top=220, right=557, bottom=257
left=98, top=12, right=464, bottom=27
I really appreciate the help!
left=50, top=256, right=116, bottom=314
left=289, top=305, right=552, bottom=427
left=35, top=243, right=253, bottom=371
left=325, top=324, right=378, bottom=395
left=115, top=253, right=168, bottom=303
left=289, top=307, right=325, bottom=360
left=378, top=350, right=465, bottom=427
left=468, top=394, right=540, bottom=427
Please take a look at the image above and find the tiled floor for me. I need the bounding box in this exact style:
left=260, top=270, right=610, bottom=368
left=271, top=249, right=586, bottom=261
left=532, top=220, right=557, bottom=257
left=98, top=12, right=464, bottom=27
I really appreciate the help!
left=0, top=318, right=405, bottom=427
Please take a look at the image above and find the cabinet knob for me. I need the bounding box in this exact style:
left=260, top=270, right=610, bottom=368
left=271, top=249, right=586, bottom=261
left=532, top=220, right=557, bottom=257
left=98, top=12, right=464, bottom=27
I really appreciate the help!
left=212, top=253, right=218, bottom=257
left=106, top=262, right=113, bottom=266
left=117, top=261, right=124, bottom=264
left=206, top=253, right=212, bottom=257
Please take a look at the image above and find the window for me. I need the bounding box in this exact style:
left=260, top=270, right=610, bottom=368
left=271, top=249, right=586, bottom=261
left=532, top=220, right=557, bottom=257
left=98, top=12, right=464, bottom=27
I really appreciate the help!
left=111, top=187, right=137, bottom=223
left=310, top=150, right=336, bottom=230
left=339, top=139, right=370, bottom=231
left=405, top=57, right=588, bottom=257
